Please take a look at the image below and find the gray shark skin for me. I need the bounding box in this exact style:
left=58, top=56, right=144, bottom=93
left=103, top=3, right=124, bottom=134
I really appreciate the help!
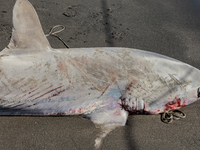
left=1, top=0, right=200, bottom=148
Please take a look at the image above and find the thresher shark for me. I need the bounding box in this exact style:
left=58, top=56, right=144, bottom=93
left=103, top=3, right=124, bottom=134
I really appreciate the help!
left=1, top=0, right=200, bottom=148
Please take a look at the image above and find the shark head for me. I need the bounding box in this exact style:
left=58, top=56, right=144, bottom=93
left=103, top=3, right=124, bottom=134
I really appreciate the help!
left=144, top=55, right=200, bottom=114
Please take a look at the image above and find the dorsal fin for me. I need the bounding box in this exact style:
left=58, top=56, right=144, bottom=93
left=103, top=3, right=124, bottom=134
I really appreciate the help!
left=5, top=0, right=51, bottom=52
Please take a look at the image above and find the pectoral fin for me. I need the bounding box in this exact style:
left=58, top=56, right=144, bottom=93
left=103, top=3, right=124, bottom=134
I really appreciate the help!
left=87, top=103, right=128, bottom=149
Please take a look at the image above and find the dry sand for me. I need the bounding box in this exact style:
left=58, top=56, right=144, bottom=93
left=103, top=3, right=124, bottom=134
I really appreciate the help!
left=0, top=0, right=200, bottom=149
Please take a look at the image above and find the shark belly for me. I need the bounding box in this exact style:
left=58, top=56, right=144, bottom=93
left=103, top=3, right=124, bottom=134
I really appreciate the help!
left=0, top=48, right=198, bottom=115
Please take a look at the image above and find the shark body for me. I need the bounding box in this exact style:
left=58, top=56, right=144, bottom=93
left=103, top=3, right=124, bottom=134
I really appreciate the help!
left=1, top=0, right=200, bottom=148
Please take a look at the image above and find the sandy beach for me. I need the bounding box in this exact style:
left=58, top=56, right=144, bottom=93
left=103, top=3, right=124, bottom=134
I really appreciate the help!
left=0, top=0, right=200, bottom=149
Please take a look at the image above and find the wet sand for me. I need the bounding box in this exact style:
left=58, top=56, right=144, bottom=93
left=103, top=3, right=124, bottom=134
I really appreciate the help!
left=0, top=0, right=200, bottom=149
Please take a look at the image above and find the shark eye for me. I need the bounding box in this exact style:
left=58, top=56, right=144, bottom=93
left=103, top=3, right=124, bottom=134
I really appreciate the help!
left=198, top=88, right=200, bottom=98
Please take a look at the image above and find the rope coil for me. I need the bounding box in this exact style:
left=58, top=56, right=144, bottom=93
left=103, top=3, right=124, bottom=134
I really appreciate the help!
left=46, top=25, right=70, bottom=48
left=161, top=110, right=186, bottom=124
